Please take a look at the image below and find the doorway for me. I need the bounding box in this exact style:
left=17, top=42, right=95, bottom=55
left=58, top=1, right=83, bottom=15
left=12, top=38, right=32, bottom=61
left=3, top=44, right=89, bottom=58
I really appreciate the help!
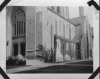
left=13, top=44, right=18, bottom=56
left=20, top=43, right=25, bottom=56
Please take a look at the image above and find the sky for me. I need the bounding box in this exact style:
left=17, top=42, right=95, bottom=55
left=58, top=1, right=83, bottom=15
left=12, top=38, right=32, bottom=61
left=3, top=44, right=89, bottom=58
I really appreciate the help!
left=69, top=6, right=93, bottom=27
left=84, top=7, right=93, bottom=27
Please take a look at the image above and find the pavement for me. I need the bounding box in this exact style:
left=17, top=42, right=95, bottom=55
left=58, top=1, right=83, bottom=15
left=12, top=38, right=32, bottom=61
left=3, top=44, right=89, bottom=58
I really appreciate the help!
left=6, top=59, right=93, bottom=73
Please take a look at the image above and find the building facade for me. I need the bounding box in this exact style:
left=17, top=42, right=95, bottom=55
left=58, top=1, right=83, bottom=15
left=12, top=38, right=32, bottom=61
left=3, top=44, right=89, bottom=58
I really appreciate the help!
left=6, top=6, right=93, bottom=62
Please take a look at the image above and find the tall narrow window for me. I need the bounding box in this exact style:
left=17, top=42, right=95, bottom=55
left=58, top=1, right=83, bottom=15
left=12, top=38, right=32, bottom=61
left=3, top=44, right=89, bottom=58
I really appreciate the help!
left=20, top=21, right=21, bottom=34
left=14, top=24, right=16, bottom=35
left=24, top=21, right=25, bottom=34
left=63, top=25, right=65, bottom=37
left=55, top=20, right=57, bottom=35
left=17, top=21, right=19, bottom=35
left=19, top=21, right=20, bottom=34
left=12, top=8, right=25, bottom=37
left=18, top=21, right=20, bottom=34
left=57, top=7, right=60, bottom=14
left=21, top=20, right=23, bottom=34
left=51, top=6, right=54, bottom=11
left=59, top=20, right=61, bottom=32
left=13, top=24, right=15, bottom=36
left=22, top=20, right=23, bottom=34
left=66, top=7, right=69, bottom=19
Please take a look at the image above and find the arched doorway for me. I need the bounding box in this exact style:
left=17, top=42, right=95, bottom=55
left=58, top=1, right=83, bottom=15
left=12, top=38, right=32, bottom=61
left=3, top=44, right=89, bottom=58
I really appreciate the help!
left=12, top=7, right=26, bottom=56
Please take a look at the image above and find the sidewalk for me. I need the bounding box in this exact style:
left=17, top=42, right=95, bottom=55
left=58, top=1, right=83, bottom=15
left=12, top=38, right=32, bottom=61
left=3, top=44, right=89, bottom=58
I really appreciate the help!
left=6, top=59, right=93, bottom=73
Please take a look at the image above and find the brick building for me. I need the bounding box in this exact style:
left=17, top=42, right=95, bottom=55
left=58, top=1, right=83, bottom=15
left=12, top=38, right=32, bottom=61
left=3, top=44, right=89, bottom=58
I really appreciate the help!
left=6, top=6, right=93, bottom=62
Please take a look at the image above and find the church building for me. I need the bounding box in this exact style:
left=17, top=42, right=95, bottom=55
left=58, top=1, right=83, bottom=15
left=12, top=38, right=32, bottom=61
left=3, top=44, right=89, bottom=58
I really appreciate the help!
left=6, top=6, right=93, bottom=62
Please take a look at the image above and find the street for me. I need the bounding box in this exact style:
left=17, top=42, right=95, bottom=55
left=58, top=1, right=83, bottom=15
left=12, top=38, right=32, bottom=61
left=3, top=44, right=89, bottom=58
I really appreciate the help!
left=15, top=60, right=93, bottom=73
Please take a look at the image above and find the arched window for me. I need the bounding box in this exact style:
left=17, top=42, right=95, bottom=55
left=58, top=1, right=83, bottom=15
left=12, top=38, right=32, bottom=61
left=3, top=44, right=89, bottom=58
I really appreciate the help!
left=12, top=8, right=25, bottom=36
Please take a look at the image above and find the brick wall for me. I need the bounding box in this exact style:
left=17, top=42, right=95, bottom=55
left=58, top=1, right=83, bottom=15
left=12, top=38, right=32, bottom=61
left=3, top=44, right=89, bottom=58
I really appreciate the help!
left=42, top=9, right=51, bottom=49
left=36, top=11, right=42, bottom=50
left=25, top=7, right=36, bottom=58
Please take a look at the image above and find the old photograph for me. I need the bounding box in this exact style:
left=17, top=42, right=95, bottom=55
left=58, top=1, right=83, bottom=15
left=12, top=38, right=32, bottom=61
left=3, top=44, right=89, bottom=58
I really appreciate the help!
left=6, top=6, right=93, bottom=73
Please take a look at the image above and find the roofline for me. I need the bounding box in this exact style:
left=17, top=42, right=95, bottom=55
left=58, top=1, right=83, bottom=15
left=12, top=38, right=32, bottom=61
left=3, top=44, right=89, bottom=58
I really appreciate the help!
left=68, top=16, right=86, bottom=20
left=47, top=7, right=76, bottom=26
left=68, top=16, right=86, bottom=26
